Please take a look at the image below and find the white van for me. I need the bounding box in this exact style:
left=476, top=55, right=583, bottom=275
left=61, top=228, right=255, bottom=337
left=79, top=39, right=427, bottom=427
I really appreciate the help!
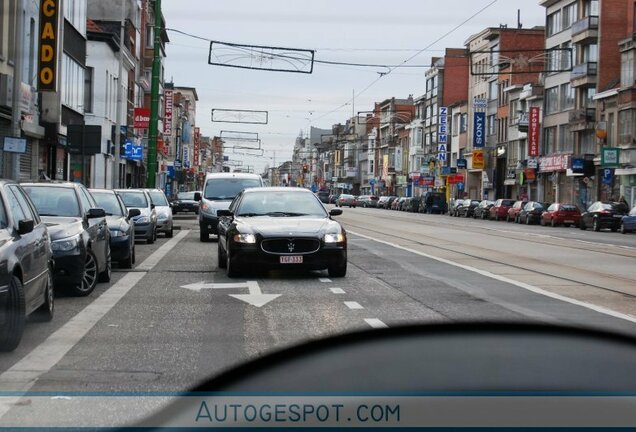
left=196, top=173, right=264, bottom=241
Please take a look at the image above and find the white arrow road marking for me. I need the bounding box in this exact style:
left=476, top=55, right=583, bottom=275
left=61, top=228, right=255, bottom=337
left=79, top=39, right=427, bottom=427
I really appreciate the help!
left=330, top=288, right=346, bottom=294
left=344, top=301, right=364, bottom=310
left=179, top=280, right=280, bottom=307
left=364, top=318, right=388, bottom=329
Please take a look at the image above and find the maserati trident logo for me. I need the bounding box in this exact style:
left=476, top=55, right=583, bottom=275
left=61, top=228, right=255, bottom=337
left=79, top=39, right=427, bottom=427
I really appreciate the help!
left=287, top=241, right=295, bottom=253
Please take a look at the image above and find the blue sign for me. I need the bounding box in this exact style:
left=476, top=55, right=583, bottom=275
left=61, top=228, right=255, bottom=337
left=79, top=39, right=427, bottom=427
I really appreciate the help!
left=473, top=112, right=486, bottom=148
left=602, top=168, right=614, bottom=185
left=130, top=144, right=143, bottom=161
left=457, top=158, right=467, bottom=169
left=223, top=155, right=229, bottom=161
left=441, top=166, right=451, bottom=175
left=121, top=140, right=133, bottom=158
left=174, top=159, right=182, bottom=169
left=572, top=158, right=584, bottom=171
left=167, top=165, right=175, bottom=178
left=369, top=179, right=376, bottom=186
left=310, top=184, right=318, bottom=193
left=165, top=183, right=172, bottom=199
left=457, top=182, right=465, bottom=190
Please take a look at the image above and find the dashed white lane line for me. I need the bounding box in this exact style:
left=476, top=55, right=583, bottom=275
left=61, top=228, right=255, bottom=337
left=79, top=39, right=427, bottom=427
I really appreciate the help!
left=348, top=229, right=636, bottom=324
left=330, top=288, right=346, bottom=294
left=344, top=301, right=364, bottom=310
left=364, top=318, right=389, bottom=329
left=318, top=278, right=332, bottom=283
left=0, top=230, right=191, bottom=418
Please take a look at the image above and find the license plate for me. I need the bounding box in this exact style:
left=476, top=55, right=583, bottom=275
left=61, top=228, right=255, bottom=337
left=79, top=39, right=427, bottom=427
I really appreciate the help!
left=613, top=215, right=623, bottom=218
left=564, top=220, right=574, bottom=224
left=280, top=256, right=303, bottom=264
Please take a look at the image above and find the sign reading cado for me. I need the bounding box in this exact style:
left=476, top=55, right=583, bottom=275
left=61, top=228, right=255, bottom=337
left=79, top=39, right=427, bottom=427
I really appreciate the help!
left=38, top=0, right=59, bottom=92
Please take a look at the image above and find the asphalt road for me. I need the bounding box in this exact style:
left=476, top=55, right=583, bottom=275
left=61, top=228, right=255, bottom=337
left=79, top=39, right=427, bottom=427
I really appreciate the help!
left=0, top=209, right=635, bottom=426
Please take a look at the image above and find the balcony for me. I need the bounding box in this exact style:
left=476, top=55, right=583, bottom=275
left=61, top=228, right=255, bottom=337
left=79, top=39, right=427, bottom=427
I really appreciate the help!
left=568, top=108, right=596, bottom=132
left=570, top=62, right=597, bottom=87
left=571, top=16, right=599, bottom=44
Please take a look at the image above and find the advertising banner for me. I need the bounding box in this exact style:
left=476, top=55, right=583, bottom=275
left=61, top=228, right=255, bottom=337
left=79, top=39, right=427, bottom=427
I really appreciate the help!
left=164, top=90, right=173, bottom=135
left=529, top=106, right=540, bottom=157
left=134, top=108, right=151, bottom=129
left=472, top=112, right=485, bottom=148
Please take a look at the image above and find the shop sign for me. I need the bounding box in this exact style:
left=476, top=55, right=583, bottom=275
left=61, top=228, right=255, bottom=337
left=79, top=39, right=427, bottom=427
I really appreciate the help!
left=571, top=157, right=585, bottom=173
left=524, top=168, right=536, bottom=181
left=473, top=112, right=485, bottom=148
left=38, top=0, right=59, bottom=92
left=527, top=158, right=538, bottom=169
left=601, top=147, right=620, bottom=167
left=194, top=127, right=201, bottom=166
left=538, top=154, right=569, bottom=172
left=447, top=175, right=464, bottom=184
left=528, top=107, right=540, bottom=157
left=472, top=150, right=484, bottom=170
left=134, top=108, right=151, bottom=129
left=437, top=107, right=448, bottom=162
left=457, top=159, right=467, bottom=169
left=164, top=90, right=173, bottom=135
left=422, top=176, right=435, bottom=186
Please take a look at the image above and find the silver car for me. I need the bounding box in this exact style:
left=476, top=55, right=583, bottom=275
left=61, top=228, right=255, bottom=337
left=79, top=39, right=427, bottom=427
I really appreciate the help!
left=115, top=189, right=158, bottom=244
left=145, top=189, right=174, bottom=238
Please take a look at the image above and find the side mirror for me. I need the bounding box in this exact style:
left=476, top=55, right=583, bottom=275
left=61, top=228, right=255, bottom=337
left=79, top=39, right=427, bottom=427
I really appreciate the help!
left=128, top=208, right=141, bottom=218
left=151, top=204, right=156, bottom=210
left=217, top=209, right=233, bottom=218
left=87, top=208, right=106, bottom=219
left=329, top=208, right=343, bottom=216
left=17, top=219, right=34, bottom=235
left=194, top=192, right=202, bottom=201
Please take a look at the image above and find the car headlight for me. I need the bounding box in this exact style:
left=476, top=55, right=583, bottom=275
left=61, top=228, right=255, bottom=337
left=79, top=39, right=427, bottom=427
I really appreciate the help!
left=323, top=233, right=345, bottom=243
left=157, top=212, right=170, bottom=221
left=110, top=229, right=126, bottom=238
left=200, top=203, right=216, bottom=216
left=51, top=235, right=80, bottom=252
left=233, top=233, right=256, bottom=244
left=135, top=216, right=150, bottom=224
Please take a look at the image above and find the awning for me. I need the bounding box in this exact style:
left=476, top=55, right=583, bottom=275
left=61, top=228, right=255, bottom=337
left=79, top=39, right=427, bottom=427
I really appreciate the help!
left=566, top=169, right=584, bottom=177
left=615, top=168, right=636, bottom=176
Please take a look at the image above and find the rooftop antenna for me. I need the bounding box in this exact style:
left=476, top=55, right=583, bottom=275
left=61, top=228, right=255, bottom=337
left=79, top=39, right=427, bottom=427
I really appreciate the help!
left=517, top=9, right=522, bottom=29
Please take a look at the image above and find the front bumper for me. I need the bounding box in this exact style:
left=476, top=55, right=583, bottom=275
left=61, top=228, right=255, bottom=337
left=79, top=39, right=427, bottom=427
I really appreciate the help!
left=134, top=223, right=154, bottom=239
left=52, top=253, right=86, bottom=288
left=200, top=214, right=219, bottom=234
left=156, top=218, right=173, bottom=232
left=110, top=235, right=131, bottom=262
left=173, top=203, right=199, bottom=213
left=229, top=245, right=347, bottom=271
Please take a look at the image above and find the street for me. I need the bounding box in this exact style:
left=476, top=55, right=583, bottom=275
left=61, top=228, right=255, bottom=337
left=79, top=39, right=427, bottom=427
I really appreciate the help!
left=1, top=208, right=635, bottom=424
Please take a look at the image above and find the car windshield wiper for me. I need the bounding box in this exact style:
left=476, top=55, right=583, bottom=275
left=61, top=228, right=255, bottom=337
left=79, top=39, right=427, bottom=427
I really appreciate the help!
left=237, top=213, right=265, bottom=217
left=206, top=196, right=232, bottom=200
left=38, top=213, right=61, bottom=217
left=264, top=212, right=309, bottom=217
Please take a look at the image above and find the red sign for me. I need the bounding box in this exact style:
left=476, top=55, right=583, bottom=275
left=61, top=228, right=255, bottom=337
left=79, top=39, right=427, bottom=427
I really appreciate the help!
left=193, top=127, right=200, bottom=166
left=134, top=107, right=150, bottom=129
left=164, top=90, right=173, bottom=135
left=529, top=106, right=540, bottom=157
left=447, top=174, right=464, bottom=184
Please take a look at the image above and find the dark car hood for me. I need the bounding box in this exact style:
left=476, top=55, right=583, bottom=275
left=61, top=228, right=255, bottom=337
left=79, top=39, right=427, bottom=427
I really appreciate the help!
left=41, top=216, right=84, bottom=240
left=236, top=216, right=336, bottom=236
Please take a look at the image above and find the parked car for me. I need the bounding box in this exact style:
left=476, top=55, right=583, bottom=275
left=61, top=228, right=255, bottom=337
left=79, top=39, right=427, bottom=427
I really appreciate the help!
left=489, top=199, right=516, bottom=221
left=217, top=187, right=347, bottom=278
left=336, top=194, right=357, bottom=208
left=377, top=196, right=391, bottom=208
left=0, top=181, right=54, bottom=352
left=540, top=203, right=581, bottom=227
left=457, top=199, right=480, bottom=218
left=115, top=189, right=158, bottom=243
left=328, top=194, right=339, bottom=204
left=391, top=197, right=405, bottom=210
left=400, top=197, right=412, bottom=211
left=507, top=200, right=528, bottom=223
left=473, top=200, right=494, bottom=219
left=145, top=189, right=173, bottom=238
left=90, top=189, right=140, bottom=268
left=23, top=182, right=111, bottom=296
left=171, top=191, right=200, bottom=214
left=407, top=196, right=422, bottom=213
left=579, top=201, right=630, bottom=232
left=315, top=190, right=330, bottom=204
left=357, top=195, right=379, bottom=208
left=620, top=206, right=636, bottom=234
left=448, top=199, right=464, bottom=217
left=384, top=196, right=399, bottom=209
left=518, top=201, right=550, bottom=225
left=420, top=192, right=447, bottom=214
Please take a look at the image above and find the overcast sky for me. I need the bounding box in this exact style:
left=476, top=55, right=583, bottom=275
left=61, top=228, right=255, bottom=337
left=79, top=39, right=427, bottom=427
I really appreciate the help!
left=162, top=0, right=546, bottom=174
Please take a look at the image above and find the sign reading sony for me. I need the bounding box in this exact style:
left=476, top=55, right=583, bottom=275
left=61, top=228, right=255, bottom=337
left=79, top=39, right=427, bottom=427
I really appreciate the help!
left=473, top=112, right=485, bottom=148
left=38, top=0, right=59, bottom=92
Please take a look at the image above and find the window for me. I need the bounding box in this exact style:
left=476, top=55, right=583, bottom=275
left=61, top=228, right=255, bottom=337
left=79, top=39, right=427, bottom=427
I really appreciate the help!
left=9, top=186, right=37, bottom=223
left=560, top=83, right=575, bottom=110
left=586, top=87, right=596, bottom=106
left=563, top=2, right=578, bottom=29
left=64, top=0, right=86, bottom=35
left=619, top=109, right=635, bottom=144
left=585, top=0, right=599, bottom=16
left=78, top=188, right=93, bottom=214
left=84, top=67, right=93, bottom=113
left=583, top=43, right=598, bottom=62
left=489, top=80, right=497, bottom=101
left=7, top=0, right=16, bottom=63
left=61, top=54, right=85, bottom=113
left=561, top=42, right=573, bottom=70
left=621, top=50, right=634, bottom=88
left=488, top=115, right=496, bottom=136
left=543, top=127, right=557, bottom=154
left=545, top=86, right=559, bottom=114
left=460, top=113, right=467, bottom=133
left=580, top=131, right=595, bottom=154
left=559, top=124, right=573, bottom=153
left=146, top=25, right=154, bottom=48
left=547, top=10, right=562, bottom=36
left=6, top=187, right=27, bottom=227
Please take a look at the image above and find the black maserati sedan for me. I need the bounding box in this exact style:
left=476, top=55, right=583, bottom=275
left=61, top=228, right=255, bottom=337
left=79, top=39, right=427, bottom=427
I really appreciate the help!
left=22, top=182, right=111, bottom=296
left=217, top=187, right=347, bottom=278
left=0, top=180, right=54, bottom=352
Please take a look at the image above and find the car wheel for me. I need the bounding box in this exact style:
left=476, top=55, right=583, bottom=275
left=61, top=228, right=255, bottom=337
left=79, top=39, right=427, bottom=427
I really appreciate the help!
left=200, top=228, right=209, bottom=242
left=550, top=218, right=555, bottom=227
left=506, top=215, right=510, bottom=222
left=579, top=220, right=587, bottom=230
left=0, top=276, right=26, bottom=352
left=71, top=249, right=98, bottom=297
left=120, top=240, right=134, bottom=269
left=32, top=269, right=54, bottom=322
left=226, top=246, right=240, bottom=278
left=620, top=222, right=628, bottom=234
left=153, top=227, right=158, bottom=242
left=540, top=218, right=546, bottom=226
left=218, top=241, right=227, bottom=269
left=593, top=218, right=600, bottom=232
left=564, top=223, right=571, bottom=228
left=328, top=259, right=347, bottom=278
left=525, top=215, right=531, bottom=225
left=147, top=229, right=155, bottom=244
left=98, top=246, right=112, bottom=283
left=166, top=226, right=173, bottom=238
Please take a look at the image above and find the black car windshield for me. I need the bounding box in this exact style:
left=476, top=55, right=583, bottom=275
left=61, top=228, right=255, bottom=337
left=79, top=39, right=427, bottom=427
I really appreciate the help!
left=118, top=191, right=148, bottom=208
left=24, top=186, right=80, bottom=217
left=92, top=192, right=124, bottom=216
left=237, top=191, right=327, bottom=217
left=561, top=204, right=578, bottom=211
left=204, top=178, right=262, bottom=200
left=148, top=191, right=168, bottom=206
left=177, top=192, right=196, bottom=200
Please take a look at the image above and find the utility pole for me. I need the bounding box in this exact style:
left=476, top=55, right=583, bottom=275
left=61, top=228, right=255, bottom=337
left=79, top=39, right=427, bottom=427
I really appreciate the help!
left=10, top=0, right=24, bottom=180
left=146, top=0, right=162, bottom=187
left=113, top=0, right=126, bottom=188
